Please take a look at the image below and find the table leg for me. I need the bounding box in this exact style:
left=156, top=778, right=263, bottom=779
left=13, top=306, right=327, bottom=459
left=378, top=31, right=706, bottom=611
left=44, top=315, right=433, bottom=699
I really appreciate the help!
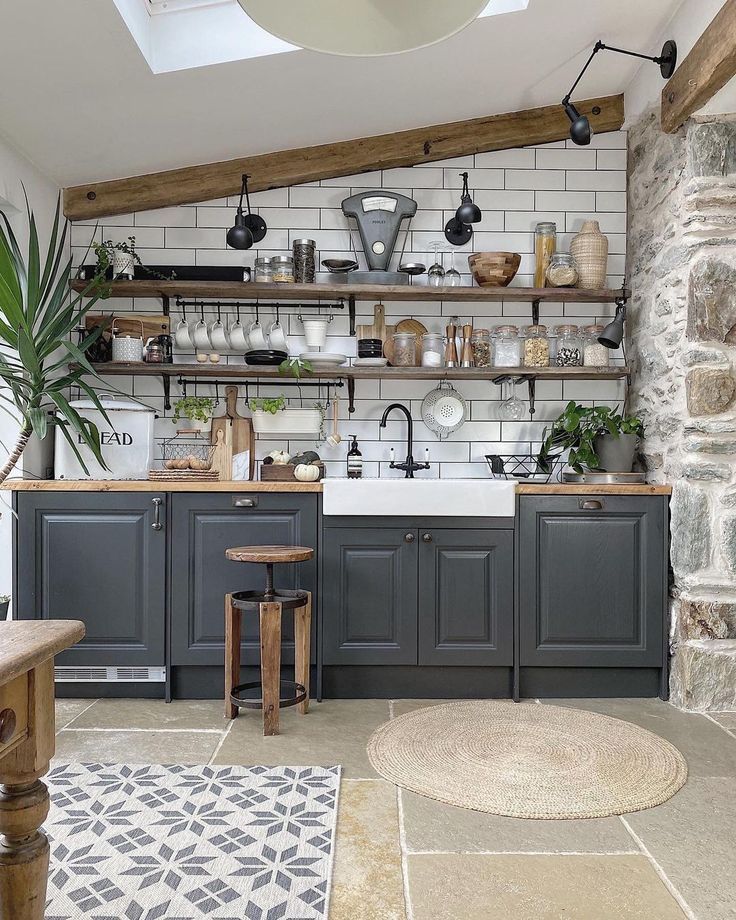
left=224, top=594, right=241, bottom=720
left=295, top=592, right=311, bottom=715
left=0, top=779, right=50, bottom=920
left=260, top=602, right=282, bottom=736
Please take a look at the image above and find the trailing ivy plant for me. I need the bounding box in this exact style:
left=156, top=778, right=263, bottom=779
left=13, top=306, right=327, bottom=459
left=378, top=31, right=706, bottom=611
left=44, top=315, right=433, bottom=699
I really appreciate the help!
left=249, top=395, right=287, bottom=414
left=279, top=356, right=313, bottom=379
left=172, top=396, right=216, bottom=425
left=537, top=402, right=644, bottom=474
left=93, top=236, right=176, bottom=284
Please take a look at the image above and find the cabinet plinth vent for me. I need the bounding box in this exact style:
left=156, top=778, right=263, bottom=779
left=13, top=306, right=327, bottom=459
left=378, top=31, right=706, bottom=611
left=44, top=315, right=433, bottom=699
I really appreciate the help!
left=54, top=667, right=166, bottom=683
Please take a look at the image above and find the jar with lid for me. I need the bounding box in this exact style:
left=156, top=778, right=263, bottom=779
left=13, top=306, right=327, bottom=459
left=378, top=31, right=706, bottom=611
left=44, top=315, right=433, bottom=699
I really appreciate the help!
left=534, top=222, right=557, bottom=288
left=392, top=331, right=418, bottom=366
left=421, top=332, right=444, bottom=368
left=271, top=255, right=295, bottom=283
left=546, top=253, right=579, bottom=288
left=292, top=239, right=316, bottom=283
left=554, top=324, right=583, bottom=366
left=471, top=329, right=491, bottom=368
left=254, top=256, right=273, bottom=283
left=522, top=324, right=550, bottom=367
left=583, top=324, right=610, bottom=366
left=492, top=325, right=522, bottom=367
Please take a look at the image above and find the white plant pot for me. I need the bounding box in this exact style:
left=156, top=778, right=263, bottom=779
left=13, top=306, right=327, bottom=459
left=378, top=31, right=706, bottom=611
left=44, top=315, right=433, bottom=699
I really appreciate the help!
left=251, top=408, right=322, bottom=436
left=112, top=250, right=135, bottom=279
left=176, top=418, right=211, bottom=434
left=302, top=319, right=329, bottom=349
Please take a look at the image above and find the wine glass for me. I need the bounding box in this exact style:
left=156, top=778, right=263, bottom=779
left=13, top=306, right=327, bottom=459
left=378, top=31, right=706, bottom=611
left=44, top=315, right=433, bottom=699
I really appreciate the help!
left=444, top=249, right=462, bottom=286
left=427, top=241, right=445, bottom=287
left=498, top=379, right=526, bottom=421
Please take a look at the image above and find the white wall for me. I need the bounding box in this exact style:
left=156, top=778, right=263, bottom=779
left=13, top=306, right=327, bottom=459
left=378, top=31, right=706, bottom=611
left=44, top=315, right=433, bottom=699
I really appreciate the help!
left=625, top=0, right=736, bottom=123
left=73, top=133, right=628, bottom=480
left=0, top=134, right=60, bottom=602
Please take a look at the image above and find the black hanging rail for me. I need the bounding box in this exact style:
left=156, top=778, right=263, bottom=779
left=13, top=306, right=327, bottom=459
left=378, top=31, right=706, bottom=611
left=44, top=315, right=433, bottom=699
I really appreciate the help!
left=174, top=296, right=356, bottom=336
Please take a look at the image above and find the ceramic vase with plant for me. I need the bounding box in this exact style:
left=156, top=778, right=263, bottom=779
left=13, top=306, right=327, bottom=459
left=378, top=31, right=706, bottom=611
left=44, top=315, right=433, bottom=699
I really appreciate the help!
left=173, top=396, right=216, bottom=433
left=538, top=402, right=644, bottom=474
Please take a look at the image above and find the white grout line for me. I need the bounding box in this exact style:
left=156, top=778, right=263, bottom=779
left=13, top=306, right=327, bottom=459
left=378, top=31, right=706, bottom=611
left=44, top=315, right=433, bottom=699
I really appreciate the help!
left=619, top=817, right=698, bottom=920
left=207, top=719, right=235, bottom=766
left=56, top=698, right=98, bottom=732
left=404, top=849, right=641, bottom=856
left=59, top=727, right=224, bottom=734
left=396, top=786, right=414, bottom=920
left=702, top=713, right=736, bottom=739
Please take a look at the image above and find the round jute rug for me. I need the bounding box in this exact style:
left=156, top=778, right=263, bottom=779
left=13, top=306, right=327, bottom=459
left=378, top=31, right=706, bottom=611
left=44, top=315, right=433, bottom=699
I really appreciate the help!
left=367, top=701, right=688, bottom=819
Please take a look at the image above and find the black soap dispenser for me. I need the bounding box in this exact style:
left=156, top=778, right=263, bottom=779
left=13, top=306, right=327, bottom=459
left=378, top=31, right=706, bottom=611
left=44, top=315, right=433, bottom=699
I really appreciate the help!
left=347, top=435, right=363, bottom=479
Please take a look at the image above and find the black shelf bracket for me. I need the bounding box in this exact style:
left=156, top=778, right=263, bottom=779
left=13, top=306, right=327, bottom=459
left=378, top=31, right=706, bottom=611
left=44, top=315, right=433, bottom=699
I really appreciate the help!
left=527, top=377, right=536, bottom=418
left=161, top=294, right=170, bottom=317
left=162, top=374, right=171, bottom=411
left=347, top=376, right=356, bottom=414
left=532, top=298, right=541, bottom=326
left=348, top=295, right=356, bottom=336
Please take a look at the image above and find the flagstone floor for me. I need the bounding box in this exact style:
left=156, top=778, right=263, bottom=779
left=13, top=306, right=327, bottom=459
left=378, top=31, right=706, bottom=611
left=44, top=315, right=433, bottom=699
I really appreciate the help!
left=53, top=697, right=736, bottom=920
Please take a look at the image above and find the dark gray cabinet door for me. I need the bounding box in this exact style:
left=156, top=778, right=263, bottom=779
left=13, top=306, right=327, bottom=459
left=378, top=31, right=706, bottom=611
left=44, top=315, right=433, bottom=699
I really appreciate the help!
left=322, top=527, right=418, bottom=665
left=418, top=529, right=513, bottom=666
left=170, top=493, right=318, bottom=666
left=16, top=492, right=166, bottom=666
left=519, top=495, right=666, bottom=667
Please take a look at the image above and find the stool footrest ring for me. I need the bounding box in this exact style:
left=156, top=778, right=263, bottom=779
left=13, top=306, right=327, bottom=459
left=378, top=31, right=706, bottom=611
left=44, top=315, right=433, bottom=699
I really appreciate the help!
left=230, top=680, right=307, bottom=710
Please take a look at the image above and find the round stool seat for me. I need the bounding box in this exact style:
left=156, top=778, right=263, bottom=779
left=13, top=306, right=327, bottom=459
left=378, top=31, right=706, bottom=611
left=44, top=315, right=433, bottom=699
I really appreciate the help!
left=226, top=545, right=314, bottom=564
left=231, top=588, right=309, bottom=612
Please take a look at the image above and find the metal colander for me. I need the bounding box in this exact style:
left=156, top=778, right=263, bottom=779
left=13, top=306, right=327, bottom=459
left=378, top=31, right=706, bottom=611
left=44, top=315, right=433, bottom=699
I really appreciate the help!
left=421, top=380, right=467, bottom=440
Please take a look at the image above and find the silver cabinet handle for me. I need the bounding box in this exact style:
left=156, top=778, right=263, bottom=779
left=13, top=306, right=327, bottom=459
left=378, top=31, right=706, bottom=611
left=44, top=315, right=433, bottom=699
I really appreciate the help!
left=404, top=533, right=415, bottom=543
left=151, top=497, right=163, bottom=531
left=422, top=533, right=433, bottom=543
left=233, top=497, right=257, bottom=508
left=580, top=499, right=603, bottom=510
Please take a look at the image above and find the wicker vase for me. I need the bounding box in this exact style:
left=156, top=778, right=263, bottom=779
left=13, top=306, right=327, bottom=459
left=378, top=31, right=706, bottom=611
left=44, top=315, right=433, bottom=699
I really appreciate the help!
left=570, top=220, right=608, bottom=289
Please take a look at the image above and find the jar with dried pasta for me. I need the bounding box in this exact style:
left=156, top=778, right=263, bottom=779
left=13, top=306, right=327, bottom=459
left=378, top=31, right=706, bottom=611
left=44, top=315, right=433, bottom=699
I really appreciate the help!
left=522, top=324, right=550, bottom=367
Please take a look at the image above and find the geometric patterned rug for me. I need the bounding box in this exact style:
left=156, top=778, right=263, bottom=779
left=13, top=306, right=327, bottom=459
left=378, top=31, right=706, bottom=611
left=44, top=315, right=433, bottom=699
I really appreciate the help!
left=45, top=762, right=341, bottom=919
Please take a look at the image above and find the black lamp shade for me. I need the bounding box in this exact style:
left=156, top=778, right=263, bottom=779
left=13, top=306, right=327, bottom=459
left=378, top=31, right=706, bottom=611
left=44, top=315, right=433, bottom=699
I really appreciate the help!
left=598, top=306, right=625, bottom=348
left=457, top=198, right=482, bottom=224
left=564, top=102, right=592, bottom=146
left=226, top=211, right=254, bottom=250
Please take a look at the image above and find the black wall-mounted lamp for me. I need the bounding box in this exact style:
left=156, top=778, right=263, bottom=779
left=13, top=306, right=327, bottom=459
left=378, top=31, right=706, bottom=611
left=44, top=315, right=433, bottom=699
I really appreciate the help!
left=562, top=39, right=677, bottom=146
left=226, top=173, right=268, bottom=250
left=598, top=300, right=626, bottom=349
left=444, top=172, right=482, bottom=245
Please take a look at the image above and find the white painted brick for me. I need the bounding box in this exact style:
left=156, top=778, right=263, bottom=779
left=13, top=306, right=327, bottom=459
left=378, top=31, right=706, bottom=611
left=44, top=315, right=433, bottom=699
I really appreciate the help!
left=534, top=191, right=596, bottom=211
left=382, top=167, right=444, bottom=188
left=136, top=207, right=196, bottom=228
left=443, top=168, right=504, bottom=190
left=166, top=227, right=224, bottom=249
left=597, top=149, right=627, bottom=170
left=536, top=149, right=597, bottom=170
left=505, top=170, right=566, bottom=190
left=475, top=149, right=536, bottom=169
left=596, top=191, right=627, bottom=212
left=566, top=171, right=626, bottom=192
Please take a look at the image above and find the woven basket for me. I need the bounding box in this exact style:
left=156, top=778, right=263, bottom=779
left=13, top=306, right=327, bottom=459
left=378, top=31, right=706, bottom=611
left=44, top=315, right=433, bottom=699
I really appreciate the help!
left=570, top=220, right=608, bottom=288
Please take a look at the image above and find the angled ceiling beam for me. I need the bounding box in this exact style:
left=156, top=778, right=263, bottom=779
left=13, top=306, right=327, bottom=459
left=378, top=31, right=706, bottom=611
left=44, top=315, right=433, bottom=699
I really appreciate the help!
left=661, top=0, right=736, bottom=133
left=63, top=94, right=623, bottom=221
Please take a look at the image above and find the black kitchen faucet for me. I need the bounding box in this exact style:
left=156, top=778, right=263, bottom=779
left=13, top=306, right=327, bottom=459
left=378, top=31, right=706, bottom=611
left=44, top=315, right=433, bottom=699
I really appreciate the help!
left=379, top=403, right=430, bottom=479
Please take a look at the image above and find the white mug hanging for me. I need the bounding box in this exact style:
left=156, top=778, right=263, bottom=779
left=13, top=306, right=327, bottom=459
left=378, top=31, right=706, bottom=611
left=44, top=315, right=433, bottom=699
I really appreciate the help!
left=192, top=319, right=211, bottom=350
left=174, top=318, right=193, bottom=349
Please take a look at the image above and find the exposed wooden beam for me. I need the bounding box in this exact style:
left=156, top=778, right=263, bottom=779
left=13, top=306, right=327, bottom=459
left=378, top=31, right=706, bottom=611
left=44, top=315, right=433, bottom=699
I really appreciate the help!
left=661, top=0, right=736, bottom=133
left=63, top=95, right=623, bottom=221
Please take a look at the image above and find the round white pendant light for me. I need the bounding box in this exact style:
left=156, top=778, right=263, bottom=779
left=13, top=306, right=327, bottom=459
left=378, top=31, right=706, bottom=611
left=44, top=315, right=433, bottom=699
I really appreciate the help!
left=237, top=0, right=489, bottom=57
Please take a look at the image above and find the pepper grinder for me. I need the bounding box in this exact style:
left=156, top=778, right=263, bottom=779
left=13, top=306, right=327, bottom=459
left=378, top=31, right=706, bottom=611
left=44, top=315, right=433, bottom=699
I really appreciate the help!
left=445, top=316, right=459, bottom=367
left=461, top=323, right=474, bottom=367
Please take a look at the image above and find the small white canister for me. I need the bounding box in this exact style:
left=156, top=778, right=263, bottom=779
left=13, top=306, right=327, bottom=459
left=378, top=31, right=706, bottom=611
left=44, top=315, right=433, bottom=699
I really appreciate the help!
left=112, top=317, right=144, bottom=362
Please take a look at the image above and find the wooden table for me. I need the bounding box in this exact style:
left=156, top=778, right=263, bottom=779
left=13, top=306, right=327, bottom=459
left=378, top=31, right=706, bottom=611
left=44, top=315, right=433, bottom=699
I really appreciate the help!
left=0, top=620, right=85, bottom=920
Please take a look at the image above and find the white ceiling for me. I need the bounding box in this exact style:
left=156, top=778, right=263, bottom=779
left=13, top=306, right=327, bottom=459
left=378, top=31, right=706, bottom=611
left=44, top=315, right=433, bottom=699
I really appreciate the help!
left=0, top=0, right=684, bottom=187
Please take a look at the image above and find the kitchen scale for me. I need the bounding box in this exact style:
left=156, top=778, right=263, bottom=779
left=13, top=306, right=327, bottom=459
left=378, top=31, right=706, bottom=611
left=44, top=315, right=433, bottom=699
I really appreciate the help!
left=339, top=190, right=417, bottom=285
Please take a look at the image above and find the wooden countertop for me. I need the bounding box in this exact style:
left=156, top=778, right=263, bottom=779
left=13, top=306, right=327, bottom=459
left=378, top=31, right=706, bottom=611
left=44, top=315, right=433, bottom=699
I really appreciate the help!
left=516, top=483, right=671, bottom=495
left=0, top=621, right=86, bottom=684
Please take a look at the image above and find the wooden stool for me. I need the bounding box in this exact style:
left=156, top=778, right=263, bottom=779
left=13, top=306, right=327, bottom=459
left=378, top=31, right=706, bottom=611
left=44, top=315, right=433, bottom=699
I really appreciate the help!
left=224, top=545, right=314, bottom=736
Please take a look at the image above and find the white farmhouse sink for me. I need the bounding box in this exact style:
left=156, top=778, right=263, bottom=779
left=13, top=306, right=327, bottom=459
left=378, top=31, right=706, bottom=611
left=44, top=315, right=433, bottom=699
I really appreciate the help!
left=322, top=478, right=516, bottom=517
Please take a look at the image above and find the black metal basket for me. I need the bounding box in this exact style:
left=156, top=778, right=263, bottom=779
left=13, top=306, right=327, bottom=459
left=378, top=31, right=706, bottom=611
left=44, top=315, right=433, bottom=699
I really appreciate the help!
left=485, top=453, right=564, bottom=483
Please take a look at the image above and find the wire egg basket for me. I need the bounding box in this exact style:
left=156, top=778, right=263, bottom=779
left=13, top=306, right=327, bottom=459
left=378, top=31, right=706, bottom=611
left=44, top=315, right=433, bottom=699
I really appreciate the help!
left=161, top=431, right=215, bottom=471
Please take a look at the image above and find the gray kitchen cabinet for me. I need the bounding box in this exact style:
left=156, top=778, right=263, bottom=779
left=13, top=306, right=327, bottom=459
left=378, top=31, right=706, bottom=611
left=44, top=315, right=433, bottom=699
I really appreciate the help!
left=14, top=491, right=166, bottom=667
left=170, top=492, right=318, bottom=666
left=321, top=527, right=418, bottom=665
left=518, top=495, right=667, bottom=668
left=418, top=529, right=513, bottom=666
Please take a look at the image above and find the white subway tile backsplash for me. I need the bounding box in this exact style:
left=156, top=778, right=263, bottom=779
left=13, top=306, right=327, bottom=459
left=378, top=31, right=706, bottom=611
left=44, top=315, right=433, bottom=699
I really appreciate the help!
left=535, top=148, right=597, bottom=170
left=505, top=170, right=566, bottom=190
left=534, top=191, right=596, bottom=211
left=596, top=191, right=627, bottom=212
left=443, top=168, right=504, bottom=190
left=597, top=149, right=627, bottom=170
left=504, top=212, right=566, bottom=233
left=288, top=186, right=350, bottom=208
left=381, top=167, right=445, bottom=188
left=136, top=207, right=197, bottom=228
left=166, top=227, right=225, bottom=249
left=474, top=189, right=535, bottom=211
left=566, top=171, right=626, bottom=192
left=321, top=170, right=383, bottom=187
left=475, top=149, right=536, bottom=169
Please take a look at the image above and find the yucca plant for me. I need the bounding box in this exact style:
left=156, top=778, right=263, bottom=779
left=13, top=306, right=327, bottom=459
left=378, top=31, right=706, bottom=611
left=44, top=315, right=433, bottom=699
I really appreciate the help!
left=0, top=193, right=110, bottom=481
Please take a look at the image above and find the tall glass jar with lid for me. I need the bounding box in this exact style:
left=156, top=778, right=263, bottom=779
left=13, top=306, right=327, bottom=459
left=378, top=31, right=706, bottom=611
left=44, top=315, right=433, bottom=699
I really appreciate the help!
left=583, top=324, right=610, bottom=366
left=554, top=324, right=583, bottom=366
left=254, top=256, right=273, bottom=283
left=492, top=325, right=522, bottom=367
left=392, top=331, right=418, bottom=366
left=421, top=332, right=444, bottom=368
left=471, top=329, right=491, bottom=368
left=522, top=324, right=550, bottom=367
left=534, top=222, right=557, bottom=288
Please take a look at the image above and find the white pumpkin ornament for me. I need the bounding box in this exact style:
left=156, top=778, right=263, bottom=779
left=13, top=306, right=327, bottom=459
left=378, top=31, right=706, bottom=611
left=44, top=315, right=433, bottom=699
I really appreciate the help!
left=294, top=462, right=321, bottom=482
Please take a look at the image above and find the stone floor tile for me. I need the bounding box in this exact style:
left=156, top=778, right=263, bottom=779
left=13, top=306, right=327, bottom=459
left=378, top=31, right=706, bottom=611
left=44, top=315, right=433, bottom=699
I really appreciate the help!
left=708, top=711, right=736, bottom=729
left=330, top=780, right=406, bottom=920
left=71, top=698, right=226, bottom=731
left=625, top=776, right=736, bottom=920
left=214, top=699, right=390, bottom=778
left=54, top=699, right=96, bottom=731
left=407, top=854, right=687, bottom=919
left=548, top=698, right=736, bottom=777
left=53, top=729, right=222, bottom=765
left=401, top=790, right=636, bottom=854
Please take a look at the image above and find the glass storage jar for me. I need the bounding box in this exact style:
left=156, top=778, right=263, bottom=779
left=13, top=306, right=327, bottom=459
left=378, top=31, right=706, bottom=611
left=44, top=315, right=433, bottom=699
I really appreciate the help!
left=292, top=239, right=316, bottom=283
left=392, top=331, right=418, bottom=366
left=583, top=324, right=610, bottom=366
left=554, top=324, right=583, bottom=366
left=534, top=222, right=557, bottom=288
left=254, top=256, right=273, bottom=283
left=492, top=325, right=522, bottom=367
left=546, top=253, right=579, bottom=288
left=471, top=329, right=492, bottom=368
left=271, top=255, right=295, bottom=283
left=421, top=332, right=444, bottom=368
left=522, top=324, right=550, bottom=367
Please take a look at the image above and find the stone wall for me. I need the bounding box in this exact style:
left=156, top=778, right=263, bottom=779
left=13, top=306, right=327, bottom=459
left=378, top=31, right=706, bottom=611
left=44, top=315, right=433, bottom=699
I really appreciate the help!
left=627, top=110, right=736, bottom=710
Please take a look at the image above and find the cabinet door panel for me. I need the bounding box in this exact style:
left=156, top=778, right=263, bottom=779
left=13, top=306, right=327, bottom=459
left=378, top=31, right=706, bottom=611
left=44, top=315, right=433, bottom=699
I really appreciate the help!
left=16, top=492, right=166, bottom=666
left=519, top=496, right=666, bottom=667
left=170, top=493, right=317, bottom=666
left=419, top=529, right=513, bottom=666
left=322, top=528, right=418, bottom=665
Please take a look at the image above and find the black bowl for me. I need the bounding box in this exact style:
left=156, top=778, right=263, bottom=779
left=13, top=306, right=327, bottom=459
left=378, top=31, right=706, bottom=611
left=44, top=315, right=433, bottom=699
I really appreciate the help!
left=245, top=349, right=288, bottom=366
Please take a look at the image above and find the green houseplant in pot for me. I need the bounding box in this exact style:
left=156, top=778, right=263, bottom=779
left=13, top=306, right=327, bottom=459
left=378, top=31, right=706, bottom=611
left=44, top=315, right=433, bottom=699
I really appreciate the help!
left=0, top=193, right=111, bottom=482
left=538, top=402, right=644, bottom=474
left=172, top=396, right=216, bottom=433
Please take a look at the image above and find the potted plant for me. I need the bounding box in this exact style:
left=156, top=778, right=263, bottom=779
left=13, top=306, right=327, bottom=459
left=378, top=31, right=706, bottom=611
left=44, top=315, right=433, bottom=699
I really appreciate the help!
left=279, top=356, right=313, bottom=379
left=249, top=395, right=323, bottom=436
left=92, top=236, right=176, bottom=282
left=0, top=595, right=9, bottom=619
left=0, top=194, right=112, bottom=482
left=172, top=396, right=216, bottom=433
left=538, top=402, right=644, bottom=474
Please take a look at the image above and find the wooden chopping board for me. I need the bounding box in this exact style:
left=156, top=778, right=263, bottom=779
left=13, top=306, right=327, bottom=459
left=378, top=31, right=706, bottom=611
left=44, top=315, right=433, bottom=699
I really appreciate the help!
left=85, top=313, right=170, bottom=338
left=211, top=386, right=254, bottom=480
left=357, top=304, right=396, bottom=363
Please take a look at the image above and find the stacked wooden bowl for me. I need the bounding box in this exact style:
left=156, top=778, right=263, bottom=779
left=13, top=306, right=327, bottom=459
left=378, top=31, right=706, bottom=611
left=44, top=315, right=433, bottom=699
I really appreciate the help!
left=468, top=252, right=521, bottom=287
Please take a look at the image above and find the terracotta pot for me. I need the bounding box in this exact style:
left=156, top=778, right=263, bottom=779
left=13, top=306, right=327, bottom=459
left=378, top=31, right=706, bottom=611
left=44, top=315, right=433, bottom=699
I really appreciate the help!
left=570, top=220, right=608, bottom=289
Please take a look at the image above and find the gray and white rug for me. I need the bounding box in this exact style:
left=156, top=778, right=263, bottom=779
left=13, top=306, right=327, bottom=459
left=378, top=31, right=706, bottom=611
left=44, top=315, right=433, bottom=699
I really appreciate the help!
left=45, top=762, right=341, bottom=920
